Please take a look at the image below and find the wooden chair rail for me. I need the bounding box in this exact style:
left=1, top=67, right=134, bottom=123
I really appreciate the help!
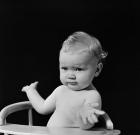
left=0, top=101, right=32, bottom=125
left=0, top=101, right=113, bottom=129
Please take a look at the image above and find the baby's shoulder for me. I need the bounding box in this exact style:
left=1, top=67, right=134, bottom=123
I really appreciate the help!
left=53, top=85, right=66, bottom=95
left=55, top=85, right=66, bottom=91
left=84, top=90, right=102, bottom=109
left=85, top=90, right=101, bottom=102
left=86, top=89, right=100, bottom=96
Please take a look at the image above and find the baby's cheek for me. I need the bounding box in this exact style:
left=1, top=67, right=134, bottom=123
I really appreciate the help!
left=60, top=76, right=65, bottom=84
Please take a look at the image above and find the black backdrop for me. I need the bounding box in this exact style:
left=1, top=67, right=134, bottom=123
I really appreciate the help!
left=0, top=1, right=140, bottom=135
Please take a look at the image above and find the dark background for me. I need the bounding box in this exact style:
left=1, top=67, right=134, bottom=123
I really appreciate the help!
left=0, top=1, right=140, bottom=135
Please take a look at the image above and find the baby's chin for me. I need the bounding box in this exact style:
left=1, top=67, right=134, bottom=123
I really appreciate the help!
left=65, top=84, right=90, bottom=91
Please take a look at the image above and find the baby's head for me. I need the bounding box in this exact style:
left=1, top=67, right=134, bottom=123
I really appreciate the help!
left=60, top=31, right=107, bottom=64
left=59, top=31, right=107, bottom=90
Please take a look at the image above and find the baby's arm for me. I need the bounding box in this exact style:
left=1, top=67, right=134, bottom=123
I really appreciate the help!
left=77, top=90, right=104, bottom=129
left=22, top=82, right=56, bottom=115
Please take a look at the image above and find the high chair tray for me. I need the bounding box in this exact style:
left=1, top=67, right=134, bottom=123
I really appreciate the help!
left=0, top=124, right=120, bottom=135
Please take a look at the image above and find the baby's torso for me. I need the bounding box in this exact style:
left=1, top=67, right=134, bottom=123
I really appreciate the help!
left=47, top=86, right=94, bottom=127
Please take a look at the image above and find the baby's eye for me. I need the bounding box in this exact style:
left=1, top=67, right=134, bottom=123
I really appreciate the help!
left=74, top=67, right=83, bottom=71
left=61, top=67, right=68, bottom=71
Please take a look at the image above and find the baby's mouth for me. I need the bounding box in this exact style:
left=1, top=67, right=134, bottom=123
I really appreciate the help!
left=67, top=82, right=77, bottom=85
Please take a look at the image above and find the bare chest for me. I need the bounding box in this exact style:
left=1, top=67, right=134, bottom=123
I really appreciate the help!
left=56, top=90, right=86, bottom=113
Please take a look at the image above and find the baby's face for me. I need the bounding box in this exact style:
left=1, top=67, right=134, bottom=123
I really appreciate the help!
left=59, top=51, right=98, bottom=91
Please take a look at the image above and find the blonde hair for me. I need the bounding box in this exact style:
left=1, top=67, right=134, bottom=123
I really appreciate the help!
left=60, top=31, right=108, bottom=63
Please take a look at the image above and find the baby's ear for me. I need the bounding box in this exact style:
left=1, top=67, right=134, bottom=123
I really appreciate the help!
left=95, top=63, right=103, bottom=77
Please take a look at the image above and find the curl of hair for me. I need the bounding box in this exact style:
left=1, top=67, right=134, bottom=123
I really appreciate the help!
left=61, top=31, right=108, bottom=63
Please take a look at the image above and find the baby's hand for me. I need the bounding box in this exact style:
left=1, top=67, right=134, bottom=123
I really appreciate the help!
left=78, top=101, right=105, bottom=126
left=22, top=81, right=38, bottom=93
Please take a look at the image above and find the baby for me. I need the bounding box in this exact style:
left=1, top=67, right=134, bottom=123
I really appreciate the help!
left=22, top=31, right=108, bottom=129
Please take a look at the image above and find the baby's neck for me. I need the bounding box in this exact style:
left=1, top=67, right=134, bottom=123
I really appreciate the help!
left=65, top=84, right=96, bottom=92
left=84, top=84, right=96, bottom=90
left=76, top=84, right=96, bottom=91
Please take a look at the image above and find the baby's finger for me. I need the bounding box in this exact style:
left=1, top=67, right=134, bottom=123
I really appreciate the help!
left=88, top=113, right=98, bottom=124
left=87, top=115, right=94, bottom=124
left=80, top=114, right=87, bottom=125
left=30, top=81, right=39, bottom=87
left=21, top=86, right=29, bottom=92
left=94, top=109, right=105, bottom=115
left=87, top=102, right=99, bottom=108
left=34, top=81, right=39, bottom=85
left=91, top=113, right=98, bottom=123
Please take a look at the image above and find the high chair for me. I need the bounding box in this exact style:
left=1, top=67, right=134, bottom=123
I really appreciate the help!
left=0, top=101, right=120, bottom=135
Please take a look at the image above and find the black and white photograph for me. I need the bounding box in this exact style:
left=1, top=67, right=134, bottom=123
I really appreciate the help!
left=0, top=1, right=139, bottom=135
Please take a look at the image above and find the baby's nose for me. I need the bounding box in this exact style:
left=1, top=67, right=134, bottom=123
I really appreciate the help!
left=68, top=74, right=76, bottom=79
left=67, top=71, right=76, bottom=79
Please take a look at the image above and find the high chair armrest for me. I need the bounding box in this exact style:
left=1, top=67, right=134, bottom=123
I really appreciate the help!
left=0, top=101, right=114, bottom=130
left=100, top=112, right=114, bottom=130
left=0, top=101, right=32, bottom=125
